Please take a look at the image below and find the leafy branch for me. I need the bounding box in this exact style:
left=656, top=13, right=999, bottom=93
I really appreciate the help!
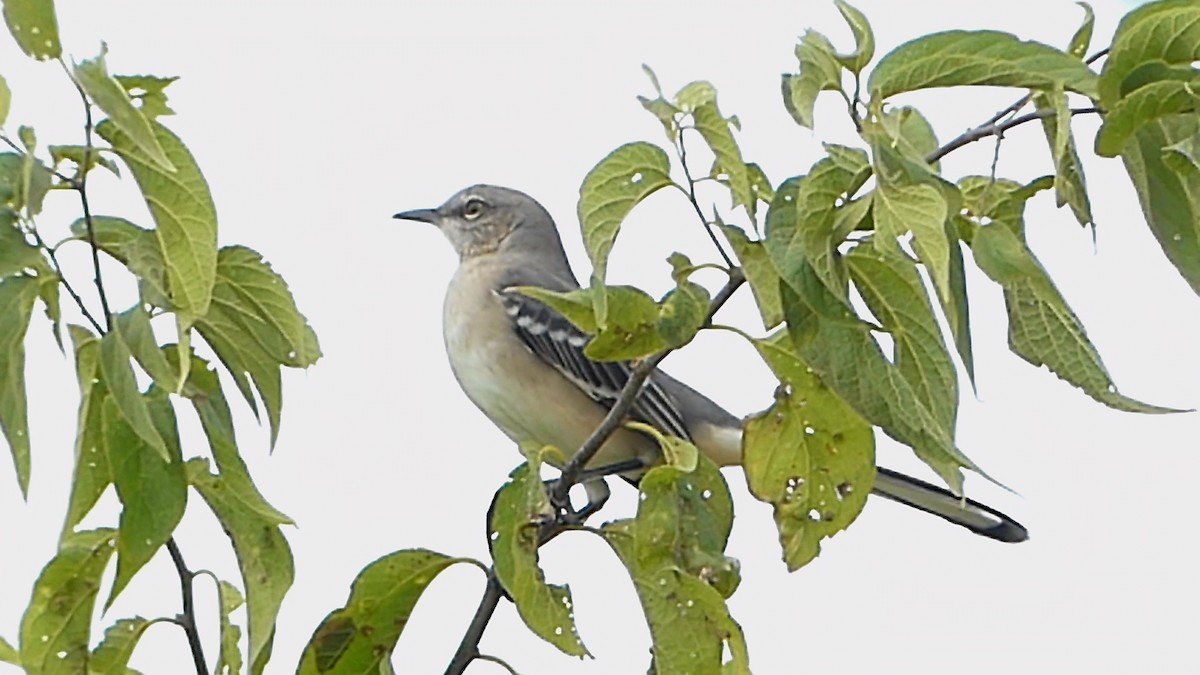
left=926, top=105, right=1103, bottom=163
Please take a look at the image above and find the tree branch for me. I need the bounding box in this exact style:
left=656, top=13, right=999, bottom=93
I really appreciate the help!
left=676, top=129, right=735, bottom=268
left=550, top=267, right=745, bottom=506
left=925, top=106, right=1103, bottom=164
left=167, top=538, right=209, bottom=675
left=444, top=572, right=505, bottom=675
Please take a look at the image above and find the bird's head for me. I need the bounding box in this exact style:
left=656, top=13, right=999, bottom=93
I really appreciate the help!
left=394, top=184, right=564, bottom=262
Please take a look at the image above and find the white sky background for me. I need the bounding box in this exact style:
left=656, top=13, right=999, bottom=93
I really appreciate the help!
left=2, top=0, right=1197, bottom=673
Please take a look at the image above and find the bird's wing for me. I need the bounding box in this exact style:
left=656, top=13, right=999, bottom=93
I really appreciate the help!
left=495, top=288, right=691, bottom=441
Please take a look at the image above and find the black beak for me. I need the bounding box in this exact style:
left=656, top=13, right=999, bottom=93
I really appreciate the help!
left=392, top=208, right=439, bottom=224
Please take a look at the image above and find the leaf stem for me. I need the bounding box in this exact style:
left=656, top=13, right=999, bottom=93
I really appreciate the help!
left=27, top=228, right=105, bottom=335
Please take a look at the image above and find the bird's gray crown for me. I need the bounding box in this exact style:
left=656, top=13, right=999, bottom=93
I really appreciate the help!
left=395, top=185, right=574, bottom=278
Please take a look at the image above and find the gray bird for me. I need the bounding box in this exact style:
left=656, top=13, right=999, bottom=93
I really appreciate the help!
left=396, top=184, right=1027, bottom=543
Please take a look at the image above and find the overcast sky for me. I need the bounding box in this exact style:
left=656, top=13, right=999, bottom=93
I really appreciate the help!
left=3, top=1, right=1197, bottom=674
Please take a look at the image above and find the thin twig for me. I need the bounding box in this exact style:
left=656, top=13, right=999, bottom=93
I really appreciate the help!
left=167, top=539, right=209, bottom=675
left=0, top=132, right=80, bottom=186
left=28, top=229, right=105, bottom=334
left=61, top=60, right=113, bottom=331
left=550, top=268, right=745, bottom=505
left=444, top=573, right=505, bottom=675
left=925, top=106, right=1102, bottom=164
left=676, top=130, right=735, bottom=268
left=475, top=654, right=520, bottom=675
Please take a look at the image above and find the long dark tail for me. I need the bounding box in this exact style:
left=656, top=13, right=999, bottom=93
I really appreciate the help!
left=871, top=467, right=1028, bottom=543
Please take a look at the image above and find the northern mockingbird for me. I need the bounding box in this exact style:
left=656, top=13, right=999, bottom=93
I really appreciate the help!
left=395, top=184, right=1027, bottom=543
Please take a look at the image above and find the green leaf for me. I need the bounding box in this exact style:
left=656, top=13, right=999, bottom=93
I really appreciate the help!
left=833, top=0, right=874, bottom=73
left=879, top=106, right=941, bottom=167
left=508, top=285, right=597, bottom=334
left=1096, top=79, right=1200, bottom=157
left=90, top=617, right=152, bottom=675
left=195, top=246, right=321, bottom=446
left=75, top=48, right=173, bottom=172
left=2, top=0, right=60, bottom=60
left=0, top=152, right=50, bottom=215
left=1098, top=0, right=1200, bottom=109
left=0, top=74, right=9, bottom=126
left=958, top=175, right=1055, bottom=236
left=1067, top=2, right=1095, bottom=58
left=114, top=75, right=179, bottom=119
left=215, top=580, right=244, bottom=675
left=69, top=216, right=171, bottom=308
left=781, top=31, right=842, bottom=129
left=187, top=457, right=293, bottom=675
left=577, top=142, right=673, bottom=324
left=19, top=528, right=117, bottom=674
left=0, top=274, right=38, bottom=496
left=62, top=325, right=111, bottom=536
left=97, top=119, right=217, bottom=322
left=971, top=223, right=1180, bottom=413
left=602, top=459, right=744, bottom=673
left=720, top=224, right=783, bottom=329
left=1121, top=115, right=1200, bottom=297
left=848, top=245, right=959, bottom=433
left=764, top=146, right=869, bottom=299
left=112, top=303, right=176, bottom=390
left=868, top=30, right=1099, bottom=100
left=1035, top=89, right=1094, bottom=226
left=99, top=331, right=168, bottom=459
left=584, top=285, right=666, bottom=361
left=490, top=461, right=589, bottom=657
left=1163, top=128, right=1200, bottom=174
left=781, top=268, right=976, bottom=493
left=180, top=354, right=292, bottom=525
left=746, top=334, right=874, bottom=570
left=49, top=145, right=120, bottom=177
left=626, top=421, right=700, bottom=472
left=297, top=549, right=466, bottom=674
left=0, top=635, right=17, bottom=665
left=657, top=280, right=709, bottom=349
left=103, top=392, right=186, bottom=607
left=0, top=212, right=42, bottom=278
left=692, top=99, right=752, bottom=213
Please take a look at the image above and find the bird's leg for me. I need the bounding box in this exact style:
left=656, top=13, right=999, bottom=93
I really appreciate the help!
left=548, top=458, right=648, bottom=525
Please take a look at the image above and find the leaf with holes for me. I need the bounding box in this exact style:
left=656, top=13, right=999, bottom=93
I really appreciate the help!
left=747, top=333, right=874, bottom=570
left=869, top=30, right=1098, bottom=100
left=76, top=48, right=173, bottom=171
left=0, top=213, right=41, bottom=279
left=98, top=119, right=217, bottom=322
left=19, top=528, right=116, bottom=673
left=297, top=549, right=467, bottom=673
left=115, top=75, right=179, bottom=119
left=490, top=459, right=589, bottom=657
left=2, top=0, right=60, bottom=60
left=577, top=142, right=673, bottom=325
left=90, top=617, right=152, bottom=674
left=764, top=146, right=869, bottom=299
left=0, top=275, right=38, bottom=496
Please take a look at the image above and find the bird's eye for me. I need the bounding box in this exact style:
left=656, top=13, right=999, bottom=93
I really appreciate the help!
left=462, top=198, right=486, bottom=220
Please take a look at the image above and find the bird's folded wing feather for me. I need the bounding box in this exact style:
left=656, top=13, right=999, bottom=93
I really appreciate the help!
left=496, top=288, right=691, bottom=442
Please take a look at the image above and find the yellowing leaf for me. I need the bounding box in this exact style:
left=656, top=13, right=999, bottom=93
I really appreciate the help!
left=747, top=335, right=875, bottom=570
